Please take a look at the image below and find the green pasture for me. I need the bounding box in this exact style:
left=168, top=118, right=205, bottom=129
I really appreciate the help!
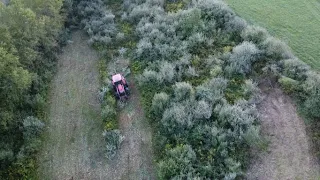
left=226, top=0, right=320, bottom=69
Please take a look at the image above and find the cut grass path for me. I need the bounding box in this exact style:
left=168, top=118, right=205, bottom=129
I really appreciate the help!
left=38, top=31, right=107, bottom=179
left=38, top=31, right=155, bottom=179
left=226, top=0, right=320, bottom=69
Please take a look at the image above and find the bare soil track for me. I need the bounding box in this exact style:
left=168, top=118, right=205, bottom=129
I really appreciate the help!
left=38, top=31, right=154, bottom=179
left=247, top=87, right=320, bottom=180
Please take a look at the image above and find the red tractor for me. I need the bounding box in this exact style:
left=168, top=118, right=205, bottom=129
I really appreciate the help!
left=111, top=73, right=129, bottom=101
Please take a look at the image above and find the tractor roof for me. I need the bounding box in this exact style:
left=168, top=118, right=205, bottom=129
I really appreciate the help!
left=112, top=74, right=122, bottom=82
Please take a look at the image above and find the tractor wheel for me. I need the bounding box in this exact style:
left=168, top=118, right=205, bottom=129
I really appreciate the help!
left=125, top=87, right=130, bottom=95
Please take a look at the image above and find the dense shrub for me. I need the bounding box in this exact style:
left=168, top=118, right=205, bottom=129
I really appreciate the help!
left=241, top=25, right=269, bottom=45
left=282, top=58, right=310, bottom=81
left=173, top=82, right=194, bottom=101
left=75, top=0, right=117, bottom=46
left=157, top=145, right=197, bottom=179
left=194, top=100, right=212, bottom=119
left=151, top=92, right=170, bottom=118
left=22, top=117, right=45, bottom=141
left=161, top=102, right=194, bottom=135
left=121, top=0, right=320, bottom=179
left=278, top=76, right=299, bottom=93
left=195, top=77, right=228, bottom=104
left=302, top=72, right=320, bottom=118
left=262, top=37, right=294, bottom=60
left=226, top=41, right=260, bottom=76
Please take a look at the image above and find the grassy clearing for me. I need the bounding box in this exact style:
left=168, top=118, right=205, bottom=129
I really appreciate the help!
left=38, top=31, right=108, bottom=179
left=226, top=0, right=320, bottom=69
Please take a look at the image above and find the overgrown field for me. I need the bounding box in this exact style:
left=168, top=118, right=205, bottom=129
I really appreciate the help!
left=226, top=0, right=320, bottom=69
left=1, top=0, right=320, bottom=179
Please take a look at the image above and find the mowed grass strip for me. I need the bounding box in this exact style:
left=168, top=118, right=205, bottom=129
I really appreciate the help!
left=226, top=0, right=320, bottom=69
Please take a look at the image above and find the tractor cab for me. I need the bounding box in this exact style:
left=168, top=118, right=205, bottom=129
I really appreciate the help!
left=111, top=74, right=129, bottom=100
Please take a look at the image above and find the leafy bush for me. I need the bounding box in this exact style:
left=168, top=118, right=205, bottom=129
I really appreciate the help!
left=226, top=41, right=260, bottom=76
left=241, top=25, right=268, bottom=44
left=173, top=82, right=194, bottom=101
left=157, top=145, right=197, bottom=179
left=215, top=100, right=257, bottom=138
left=76, top=0, right=117, bottom=46
left=302, top=72, right=320, bottom=118
left=262, top=37, right=294, bottom=60
left=278, top=76, right=299, bottom=94
left=242, top=79, right=259, bottom=95
left=103, top=130, right=124, bottom=159
left=195, top=77, right=228, bottom=104
left=161, top=102, right=194, bottom=135
left=243, top=126, right=265, bottom=149
left=22, top=117, right=45, bottom=141
left=282, top=58, right=310, bottom=81
left=151, top=92, right=170, bottom=118
left=193, top=100, right=212, bottom=119
left=140, top=69, right=163, bottom=85
left=159, top=61, right=176, bottom=83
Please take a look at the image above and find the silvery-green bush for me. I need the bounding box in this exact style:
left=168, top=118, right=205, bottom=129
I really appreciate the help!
left=226, top=41, right=260, bottom=76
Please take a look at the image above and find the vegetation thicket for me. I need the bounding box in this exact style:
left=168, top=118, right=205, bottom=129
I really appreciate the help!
left=121, top=0, right=320, bottom=178
left=0, top=0, right=64, bottom=178
left=1, top=0, right=319, bottom=179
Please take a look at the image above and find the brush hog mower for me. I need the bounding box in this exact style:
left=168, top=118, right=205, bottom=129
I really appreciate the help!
left=111, top=73, right=130, bottom=101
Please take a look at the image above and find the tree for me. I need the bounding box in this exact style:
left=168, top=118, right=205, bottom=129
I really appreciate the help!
left=0, top=47, right=31, bottom=130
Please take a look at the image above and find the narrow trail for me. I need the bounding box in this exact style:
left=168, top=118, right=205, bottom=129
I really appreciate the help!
left=247, top=87, right=319, bottom=180
left=104, top=58, right=155, bottom=179
left=38, top=31, right=108, bottom=179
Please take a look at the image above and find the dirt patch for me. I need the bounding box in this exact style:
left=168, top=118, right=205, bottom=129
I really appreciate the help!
left=246, top=86, right=320, bottom=179
left=38, top=31, right=109, bottom=180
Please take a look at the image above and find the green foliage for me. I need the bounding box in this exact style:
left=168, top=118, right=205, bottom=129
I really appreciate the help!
left=131, top=61, right=145, bottom=75
left=22, top=117, right=45, bottom=141
left=278, top=76, right=299, bottom=94
left=225, top=41, right=260, bottom=76
left=151, top=92, right=170, bottom=118
left=241, top=25, right=268, bottom=45
left=173, top=82, right=194, bottom=101
left=243, top=126, right=267, bottom=150
left=225, top=77, right=247, bottom=104
left=165, top=1, right=185, bottom=13
left=282, top=58, right=310, bottom=81
left=103, top=130, right=123, bottom=159
left=0, top=0, right=63, bottom=177
left=262, top=37, right=294, bottom=60
left=195, top=77, right=228, bottom=104
left=301, top=72, right=320, bottom=118
left=157, top=145, right=197, bottom=179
